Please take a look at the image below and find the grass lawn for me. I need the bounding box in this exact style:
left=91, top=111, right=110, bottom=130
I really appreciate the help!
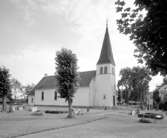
left=0, top=106, right=166, bottom=138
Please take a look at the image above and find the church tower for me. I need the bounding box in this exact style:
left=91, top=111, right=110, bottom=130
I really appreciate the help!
left=95, top=23, right=116, bottom=107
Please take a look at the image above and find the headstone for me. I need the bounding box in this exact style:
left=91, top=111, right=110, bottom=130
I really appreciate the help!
left=19, top=106, right=23, bottom=111
left=131, top=110, right=136, bottom=116
left=31, top=106, right=38, bottom=112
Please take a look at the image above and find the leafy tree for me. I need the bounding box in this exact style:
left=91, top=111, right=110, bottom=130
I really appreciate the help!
left=55, top=48, right=78, bottom=118
left=117, top=67, right=132, bottom=104
left=117, top=89, right=122, bottom=104
left=153, top=89, right=160, bottom=109
left=10, top=78, right=22, bottom=99
left=115, top=0, right=167, bottom=75
left=118, top=66, right=151, bottom=108
left=161, top=77, right=167, bottom=86
left=0, top=66, right=11, bottom=111
left=24, top=84, right=35, bottom=97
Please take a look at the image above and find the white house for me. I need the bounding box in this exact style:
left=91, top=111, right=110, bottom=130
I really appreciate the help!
left=159, top=84, right=167, bottom=102
left=28, top=24, right=117, bottom=107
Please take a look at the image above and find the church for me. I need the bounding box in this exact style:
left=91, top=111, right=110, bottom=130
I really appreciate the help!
left=28, top=24, right=117, bottom=107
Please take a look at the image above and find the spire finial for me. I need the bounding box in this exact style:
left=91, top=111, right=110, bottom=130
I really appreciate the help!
left=106, top=19, right=108, bottom=28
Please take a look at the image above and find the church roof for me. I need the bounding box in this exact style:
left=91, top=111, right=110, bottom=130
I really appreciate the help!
left=35, top=71, right=96, bottom=90
left=78, top=70, right=96, bottom=87
left=35, top=76, right=57, bottom=90
left=97, top=24, right=115, bottom=65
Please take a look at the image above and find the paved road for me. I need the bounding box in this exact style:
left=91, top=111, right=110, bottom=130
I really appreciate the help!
left=17, top=112, right=167, bottom=138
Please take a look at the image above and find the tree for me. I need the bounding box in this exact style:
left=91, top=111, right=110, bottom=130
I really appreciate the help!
left=10, top=78, right=22, bottom=100
left=153, top=89, right=160, bottom=109
left=55, top=48, right=78, bottom=118
left=24, top=84, right=35, bottom=97
left=117, top=67, right=132, bottom=104
left=0, top=66, right=11, bottom=111
left=118, top=66, right=151, bottom=108
left=115, top=0, right=167, bottom=75
left=161, top=77, right=167, bottom=86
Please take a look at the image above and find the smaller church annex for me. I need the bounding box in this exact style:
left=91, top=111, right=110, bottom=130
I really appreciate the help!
left=28, top=24, right=117, bottom=107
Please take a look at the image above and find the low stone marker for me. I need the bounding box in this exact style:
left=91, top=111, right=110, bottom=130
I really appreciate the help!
left=31, top=106, right=38, bottom=112
left=18, top=106, right=23, bottom=111
left=131, top=110, right=136, bottom=116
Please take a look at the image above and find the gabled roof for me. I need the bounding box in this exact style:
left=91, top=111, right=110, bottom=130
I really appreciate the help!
left=35, top=76, right=57, bottom=90
left=78, top=70, right=96, bottom=87
left=97, top=24, right=115, bottom=65
left=35, top=71, right=96, bottom=90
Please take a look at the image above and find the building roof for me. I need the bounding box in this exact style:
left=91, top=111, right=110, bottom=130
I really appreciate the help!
left=35, top=76, right=57, bottom=90
left=35, top=71, right=96, bottom=90
left=97, top=24, right=115, bottom=65
left=78, top=70, right=96, bottom=87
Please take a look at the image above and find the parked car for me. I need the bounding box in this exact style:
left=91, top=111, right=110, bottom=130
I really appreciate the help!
left=138, top=112, right=164, bottom=120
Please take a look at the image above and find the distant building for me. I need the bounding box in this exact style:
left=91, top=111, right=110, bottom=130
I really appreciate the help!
left=159, top=84, right=167, bottom=103
left=28, top=24, right=116, bottom=107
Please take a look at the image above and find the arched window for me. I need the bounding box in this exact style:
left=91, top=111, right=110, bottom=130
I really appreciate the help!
left=104, top=66, right=107, bottom=74
left=100, top=67, right=103, bottom=74
left=54, top=91, right=57, bottom=100
left=41, top=91, right=44, bottom=101
left=103, top=94, right=106, bottom=100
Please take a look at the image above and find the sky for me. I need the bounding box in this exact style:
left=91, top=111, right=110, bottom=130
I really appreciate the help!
left=0, top=0, right=163, bottom=91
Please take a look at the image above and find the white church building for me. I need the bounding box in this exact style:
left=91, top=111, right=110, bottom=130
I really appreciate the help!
left=28, top=24, right=117, bottom=107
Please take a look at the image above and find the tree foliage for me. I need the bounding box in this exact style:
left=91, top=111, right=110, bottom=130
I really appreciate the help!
left=0, top=66, right=11, bottom=111
left=10, top=78, right=22, bottom=99
left=115, top=0, right=167, bottom=75
left=55, top=48, right=78, bottom=118
left=24, top=84, right=35, bottom=97
left=153, top=89, right=160, bottom=109
left=118, top=66, right=151, bottom=106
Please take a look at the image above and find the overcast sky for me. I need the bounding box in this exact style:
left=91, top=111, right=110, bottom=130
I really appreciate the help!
left=0, top=0, right=163, bottom=90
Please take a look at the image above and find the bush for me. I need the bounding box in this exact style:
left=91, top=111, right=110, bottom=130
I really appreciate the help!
left=45, top=110, right=68, bottom=114
left=159, top=102, right=167, bottom=111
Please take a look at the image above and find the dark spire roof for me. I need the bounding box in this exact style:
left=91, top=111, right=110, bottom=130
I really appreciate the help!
left=97, top=23, right=115, bottom=65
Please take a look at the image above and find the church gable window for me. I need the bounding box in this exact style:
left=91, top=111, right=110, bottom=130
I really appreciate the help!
left=104, top=66, right=107, bottom=74
left=54, top=91, right=57, bottom=100
left=41, top=91, right=44, bottom=101
left=100, top=67, right=103, bottom=74
left=103, top=94, right=106, bottom=100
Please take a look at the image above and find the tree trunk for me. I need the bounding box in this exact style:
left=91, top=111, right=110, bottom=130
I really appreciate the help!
left=67, top=98, right=73, bottom=118
left=2, top=96, right=7, bottom=112
left=126, top=90, right=129, bottom=105
left=140, top=90, right=144, bottom=109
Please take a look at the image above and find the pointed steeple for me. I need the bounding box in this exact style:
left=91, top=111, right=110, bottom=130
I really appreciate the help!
left=97, top=22, right=115, bottom=65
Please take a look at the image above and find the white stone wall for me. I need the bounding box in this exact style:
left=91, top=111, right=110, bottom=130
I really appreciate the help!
left=89, top=78, right=96, bottom=106
left=28, top=95, right=34, bottom=105
left=73, top=87, right=90, bottom=106
left=34, top=87, right=90, bottom=106
left=95, top=64, right=116, bottom=107
left=34, top=89, right=67, bottom=106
